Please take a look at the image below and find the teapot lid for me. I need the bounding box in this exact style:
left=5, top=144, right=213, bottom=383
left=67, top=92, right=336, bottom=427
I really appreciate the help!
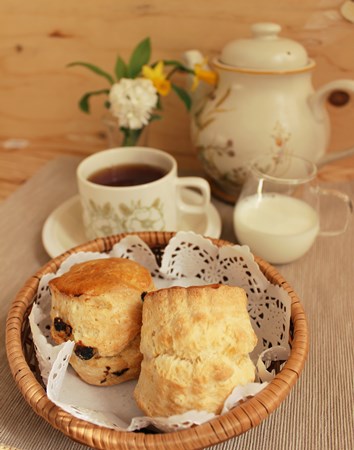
left=219, top=23, right=311, bottom=71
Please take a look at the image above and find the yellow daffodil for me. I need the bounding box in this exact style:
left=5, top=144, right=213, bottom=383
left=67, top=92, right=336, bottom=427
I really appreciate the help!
left=142, top=61, right=171, bottom=96
left=192, top=60, right=218, bottom=91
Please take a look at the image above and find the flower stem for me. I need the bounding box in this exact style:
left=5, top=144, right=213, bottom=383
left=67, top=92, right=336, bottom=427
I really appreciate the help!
left=121, top=127, right=144, bottom=146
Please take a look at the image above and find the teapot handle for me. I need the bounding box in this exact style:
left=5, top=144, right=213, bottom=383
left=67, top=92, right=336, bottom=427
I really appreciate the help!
left=309, top=79, right=354, bottom=121
left=309, top=79, right=354, bottom=167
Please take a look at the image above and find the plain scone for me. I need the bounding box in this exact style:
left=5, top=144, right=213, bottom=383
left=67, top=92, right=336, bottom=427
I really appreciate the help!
left=49, top=257, right=155, bottom=386
left=134, top=284, right=257, bottom=417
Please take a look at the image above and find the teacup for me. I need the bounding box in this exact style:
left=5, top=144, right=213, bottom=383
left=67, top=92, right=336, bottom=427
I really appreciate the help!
left=77, top=147, right=211, bottom=239
left=233, top=154, right=352, bottom=264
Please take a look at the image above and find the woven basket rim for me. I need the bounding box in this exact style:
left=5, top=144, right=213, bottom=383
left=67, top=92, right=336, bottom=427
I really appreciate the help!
left=5, top=232, right=309, bottom=450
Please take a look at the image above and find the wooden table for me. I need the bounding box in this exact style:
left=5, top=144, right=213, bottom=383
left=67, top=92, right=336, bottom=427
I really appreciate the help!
left=1, top=139, right=354, bottom=202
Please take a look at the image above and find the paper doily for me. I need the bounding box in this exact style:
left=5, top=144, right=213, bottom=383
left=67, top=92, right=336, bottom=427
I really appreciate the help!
left=29, top=231, right=291, bottom=432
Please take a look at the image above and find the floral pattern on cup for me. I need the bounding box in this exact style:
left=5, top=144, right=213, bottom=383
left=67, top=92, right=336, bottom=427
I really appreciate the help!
left=82, top=197, right=165, bottom=239
left=83, top=199, right=120, bottom=239
left=119, top=198, right=165, bottom=231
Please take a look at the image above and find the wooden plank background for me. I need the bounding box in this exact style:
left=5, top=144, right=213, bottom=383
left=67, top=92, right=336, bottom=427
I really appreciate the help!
left=1, top=0, right=354, bottom=199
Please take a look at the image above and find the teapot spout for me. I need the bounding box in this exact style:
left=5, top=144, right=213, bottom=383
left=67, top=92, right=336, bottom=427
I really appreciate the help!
left=317, top=146, right=354, bottom=168
left=183, top=50, right=215, bottom=111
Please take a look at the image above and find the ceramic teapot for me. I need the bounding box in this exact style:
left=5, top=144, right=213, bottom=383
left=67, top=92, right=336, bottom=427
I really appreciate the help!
left=184, top=23, right=354, bottom=198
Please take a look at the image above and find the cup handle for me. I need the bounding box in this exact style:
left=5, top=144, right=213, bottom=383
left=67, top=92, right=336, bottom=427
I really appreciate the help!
left=318, top=187, right=353, bottom=236
left=175, top=177, right=211, bottom=215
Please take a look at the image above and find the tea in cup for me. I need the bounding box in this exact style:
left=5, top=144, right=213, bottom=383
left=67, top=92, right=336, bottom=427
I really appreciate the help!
left=77, top=147, right=211, bottom=239
left=233, top=154, right=352, bottom=264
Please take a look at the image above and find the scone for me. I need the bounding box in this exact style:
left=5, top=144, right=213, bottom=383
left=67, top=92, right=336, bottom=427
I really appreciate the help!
left=49, top=257, right=155, bottom=386
left=134, top=284, right=257, bottom=416
left=69, top=334, right=142, bottom=385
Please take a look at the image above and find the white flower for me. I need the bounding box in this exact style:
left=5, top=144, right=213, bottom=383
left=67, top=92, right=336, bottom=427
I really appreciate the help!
left=109, top=78, right=158, bottom=129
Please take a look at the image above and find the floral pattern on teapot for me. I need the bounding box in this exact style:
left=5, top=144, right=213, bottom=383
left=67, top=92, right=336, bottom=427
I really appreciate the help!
left=192, top=85, right=295, bottom=192
left=193, top=87, right=249, bottom=190
left=185, top=23, right=354, bottom=198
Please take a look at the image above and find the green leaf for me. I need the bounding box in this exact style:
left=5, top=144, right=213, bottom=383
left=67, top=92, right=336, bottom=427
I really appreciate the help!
left=127, top=37, right=151, bottom=78
left=171, top=84, right=192, bottom=111
left=155, top=97, right=162, bottom=110
left=114, top=56, right=128, bottom=80
left=67, top=62, right=115, bottom=85
left=161, top=59, right=195, bottom=74
left=78, top=89, right=110, bottom=114
left=149, top=114, right=162, bottom=122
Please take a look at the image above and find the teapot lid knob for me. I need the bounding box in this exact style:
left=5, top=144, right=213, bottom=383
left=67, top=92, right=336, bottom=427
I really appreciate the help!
left=251, top=23, right=282, bottom=39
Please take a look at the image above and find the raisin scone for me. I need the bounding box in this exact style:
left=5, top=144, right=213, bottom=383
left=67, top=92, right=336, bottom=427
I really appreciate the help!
left=49, top=257, right=155, bottom=386
left=134, top=284, right=257, bottom=416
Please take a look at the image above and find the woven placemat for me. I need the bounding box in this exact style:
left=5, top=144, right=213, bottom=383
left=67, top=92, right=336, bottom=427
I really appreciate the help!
left=1, top=156, right=353, bottom=450
left=0, top=445, right=21, bottom=450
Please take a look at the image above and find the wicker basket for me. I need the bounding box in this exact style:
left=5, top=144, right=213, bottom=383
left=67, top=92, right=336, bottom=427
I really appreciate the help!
left=6, top=232, right=309, bottom=450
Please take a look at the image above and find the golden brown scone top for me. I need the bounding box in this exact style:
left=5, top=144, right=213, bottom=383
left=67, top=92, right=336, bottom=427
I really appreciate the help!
left=141, top=284, right=257, bottom=360
left=49, top=257, right=154, bottom=296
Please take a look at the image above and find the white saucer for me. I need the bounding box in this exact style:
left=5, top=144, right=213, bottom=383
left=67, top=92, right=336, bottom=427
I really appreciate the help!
left=42, top=191, right=222, bottom=258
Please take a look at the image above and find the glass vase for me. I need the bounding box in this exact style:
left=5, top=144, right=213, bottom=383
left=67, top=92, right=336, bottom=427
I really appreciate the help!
left=102, top=115, right=149, bottom=148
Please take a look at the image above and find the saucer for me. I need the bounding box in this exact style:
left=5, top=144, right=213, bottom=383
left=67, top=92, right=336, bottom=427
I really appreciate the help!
left=42, top=190, right=222, bottom=258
